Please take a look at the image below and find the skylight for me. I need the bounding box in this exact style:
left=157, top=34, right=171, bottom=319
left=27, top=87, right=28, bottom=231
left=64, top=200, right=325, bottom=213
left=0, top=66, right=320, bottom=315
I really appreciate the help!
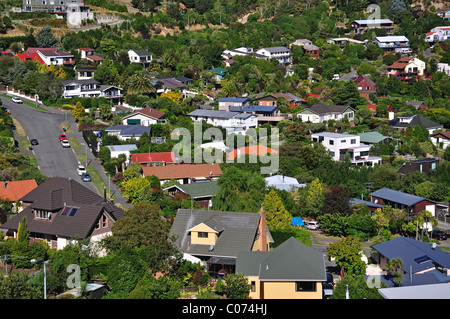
left=61, top=206, right=79, bottom=217
left=414, top=255, right=432, bottom=264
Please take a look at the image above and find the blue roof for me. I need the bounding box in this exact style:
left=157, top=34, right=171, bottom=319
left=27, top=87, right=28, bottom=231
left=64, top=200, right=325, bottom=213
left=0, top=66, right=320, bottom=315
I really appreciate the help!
left=370, top=188, right=431, bottom=206
left=229, top=105, right=279, bottom=113
left=372, top=237, right=450, bottom=275
left=218, top=97, right=248, bottom=102
left=105, top=125, right=151, bottom=137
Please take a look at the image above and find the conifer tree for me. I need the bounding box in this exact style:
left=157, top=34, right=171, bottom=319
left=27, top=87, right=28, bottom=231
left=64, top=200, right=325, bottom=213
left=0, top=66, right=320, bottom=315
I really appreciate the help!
left=263, top=188, right=292, bottom=229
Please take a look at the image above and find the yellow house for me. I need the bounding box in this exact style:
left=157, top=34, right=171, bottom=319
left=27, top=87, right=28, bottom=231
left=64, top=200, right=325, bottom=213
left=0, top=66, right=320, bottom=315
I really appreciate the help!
left=236, top=237, right=327, bottom=299
left=169, top=208, right=273, bottom=275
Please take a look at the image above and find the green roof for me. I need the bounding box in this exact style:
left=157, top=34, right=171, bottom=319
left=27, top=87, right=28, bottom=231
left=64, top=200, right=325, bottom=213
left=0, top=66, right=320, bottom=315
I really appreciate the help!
left=174, top=181, right=219, bottom=198
left=236, top=237, right=327, bottom=281
left=357, top=131, right=389, bottom=144
left=210, top=67, right=229, bottom=75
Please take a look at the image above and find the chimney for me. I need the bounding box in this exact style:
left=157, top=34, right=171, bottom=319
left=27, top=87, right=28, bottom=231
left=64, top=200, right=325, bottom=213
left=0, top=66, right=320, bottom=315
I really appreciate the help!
left=3, top=181, right=6, bottom=189
left=103, top=186, right=107, bottom=203
left=258, top=204, right=268, bottom=251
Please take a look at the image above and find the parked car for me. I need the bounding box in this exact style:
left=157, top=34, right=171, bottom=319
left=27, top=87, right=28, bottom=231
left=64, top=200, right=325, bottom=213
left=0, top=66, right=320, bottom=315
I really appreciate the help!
left=81, top=172, right=91, bottom=182
left=30, top=139, right=39, bottom=145
left=59, top=134, right=67, bottom=141
left=306, top=221, right=319, bottom=230
left=77, top=165, right=86, bottom=175
left=12, top=97, right=22, bottom=103
left=61, top=139, right=70, bottom=148
left=432, top=230, right=448, bottom=240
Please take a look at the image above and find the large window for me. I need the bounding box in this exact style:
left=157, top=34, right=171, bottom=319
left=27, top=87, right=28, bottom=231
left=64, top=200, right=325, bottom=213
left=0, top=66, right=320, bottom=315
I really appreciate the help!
left=295, top=281, right=316, bottom=292
left=198, top=232, right=208, bottom=238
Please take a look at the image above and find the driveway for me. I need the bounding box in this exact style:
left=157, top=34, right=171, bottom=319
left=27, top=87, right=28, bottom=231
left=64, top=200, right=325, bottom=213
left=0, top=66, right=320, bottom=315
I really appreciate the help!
left=1, top=95, right=129, bottom=208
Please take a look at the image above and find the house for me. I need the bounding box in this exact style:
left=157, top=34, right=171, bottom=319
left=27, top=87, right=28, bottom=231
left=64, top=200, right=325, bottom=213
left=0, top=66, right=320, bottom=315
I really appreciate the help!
left=374, top=36, right=411, bottom=54
left=387, top=57, right=426, bottom=81
left=430, top=131, right=450, bottom=149
left=254, top=93, right=302, bottom=109
left=104, top=125, right=151, bottom=141
left=425, top=26, right=450, bottom=42
left=169, top=207, right=273, bottom=276
left=76, top=48, right=104, bottom=64
left=355, top=74, right=377, bottom=99
left=370, top=188, right=437, bottom=219
left=290, top=39, right=320, bottom=58
left=229, top=105, right=286, bottom=125
left=24, top=47, right=75, bottom=66
left=209, top=67, right=229, bottom=82
left=156, top=76, right=192, bottom=96
left=22, top=0, right=93, bottom=22
left=296, top=104, right=355, bottom=123
left=0, top=179, right=38, bottom=213
left=255, top=47, right=291, bottom=65
left=164, top=180, right=219, bottom=208
left=130, top=152, right=176, bottom=167
left=0, top=177, right=124, bottom=254
left=128, top=49, right=152, bottom=67
left=351, top=19, right=394, bottom=34
left=389, top=113, right=443, bottom=135
left=227, top=145, right=278, bottom=161
left=290, top=39, right=313, bottom=47
left=76, top=66, right=96, bottom=80
left=405, top=100, right=428, bottom=111
left=311, top=132, right=382, bottom=167
left=379, top=283, right=450, bottom=299
left=371, top=237, right=450, bottom=287
left=397, top=157, right=440, bottom=176
left=236, top=237, right=327, bottom=299
left=122, top=107, right=165, bottom=126
left=61, top=79, right=123, bottom=104
left=218, top=98, right=250, bottom=111
left=327, top=37, right=366, bottom=48
left=366, top=104, right=395, bottom=119
left=437, top=9, right=450, bottom=20
left=142, top=163, right=222, bottom=185
left=350, top=198, right=384, bottom=213
left=105, top=144, right=137, bottom=165
left=15, top=52, right=44, bottom=64
left=265, top=175, right=306, bottom=191
left=437, top=63, right=450, bottom=76
left=188, top=109, right=258, bottom=134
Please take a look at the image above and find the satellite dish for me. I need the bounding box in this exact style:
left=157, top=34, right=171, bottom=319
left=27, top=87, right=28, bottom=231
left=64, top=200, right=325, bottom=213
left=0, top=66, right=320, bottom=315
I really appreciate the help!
left=432, top=242, right=437, bottom=250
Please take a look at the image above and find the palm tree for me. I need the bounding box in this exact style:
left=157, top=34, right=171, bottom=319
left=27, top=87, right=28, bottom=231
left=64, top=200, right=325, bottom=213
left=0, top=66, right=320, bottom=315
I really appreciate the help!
left=128, top=71, right=156, bottom=96
left=417, top=210, right=438, bottom=241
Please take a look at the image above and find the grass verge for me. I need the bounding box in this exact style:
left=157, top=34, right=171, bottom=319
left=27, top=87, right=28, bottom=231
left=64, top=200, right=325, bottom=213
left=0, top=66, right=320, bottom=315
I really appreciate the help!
left=1, top=94, right=48, bottom=112
left=86, top=165, right=115, bottom=200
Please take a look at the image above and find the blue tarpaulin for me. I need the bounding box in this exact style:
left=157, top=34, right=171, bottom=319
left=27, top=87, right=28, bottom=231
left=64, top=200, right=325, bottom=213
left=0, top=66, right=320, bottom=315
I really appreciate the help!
left=291, top=217, right=304, bottom=227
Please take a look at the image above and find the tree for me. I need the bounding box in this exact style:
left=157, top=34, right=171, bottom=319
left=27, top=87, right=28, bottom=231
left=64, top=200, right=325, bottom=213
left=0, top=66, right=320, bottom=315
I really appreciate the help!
left=128, top=71, right=155, bottom=96
left=327, top=236, right=366, bottom=276
left=263, top=189, right=292, bottom=229
left=304, top=178, right=325, bottom=219
left=223, top=273, right=252, bottom=299
left=121, top=177, right=151, bottom=203
left=385, top=257, right=404, bottom=286
left=0, top=273, right=42, bottom=299
left=35, top=26, right=57, bottom=48
left=330, top=274, right=385, bottom=299
left=72, top=101, right=85, bottom=121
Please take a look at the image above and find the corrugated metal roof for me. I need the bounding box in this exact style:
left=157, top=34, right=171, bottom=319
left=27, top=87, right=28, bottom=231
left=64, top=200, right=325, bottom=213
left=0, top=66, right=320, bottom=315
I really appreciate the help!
left=370, top=188, right=428, bottom=206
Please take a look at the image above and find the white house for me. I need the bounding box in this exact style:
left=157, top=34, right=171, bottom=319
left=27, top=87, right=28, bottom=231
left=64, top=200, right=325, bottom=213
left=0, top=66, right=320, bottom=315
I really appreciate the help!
left=25, top=47, right=75, bottom=66
left=311, top=132, right=381, bottom=167
left=425, top=26, right=450, bottom=42
left=76, top=66, right=96, bottom=80
left=122, top=107, right=165, bottom=126
left=105, top=144, right=137, bottom=165
left=374, top=36, right=411, bottom=54
left=255, top=47, right=291, bottom=65
left=188, top=109, right=258, bottom=134
left=61, top=79, right=123, bottom=104
left=296, top=104, right=355, bottom=123
left=437, top=63, right=450, bottom=76
left=128, top=49, right=152, bottom=67
left=387, top=57, right=426, bottom=81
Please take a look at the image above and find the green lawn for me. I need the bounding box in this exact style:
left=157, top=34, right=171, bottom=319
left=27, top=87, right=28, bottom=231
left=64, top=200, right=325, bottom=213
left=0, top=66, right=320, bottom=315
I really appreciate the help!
left=86, top=166, right=115, bottom=200
left=68, top=137, right=82, bottom=149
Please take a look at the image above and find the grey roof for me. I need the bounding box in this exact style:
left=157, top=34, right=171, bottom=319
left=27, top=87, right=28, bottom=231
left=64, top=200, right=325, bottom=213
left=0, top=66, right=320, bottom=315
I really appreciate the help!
left=390, top=114, right=443, bottom=130
left=299, top=104, right=354, bottom=115
left=372, top=237, right=450, bottom=274
left=106, top=144, right=138, bottom=152
left=261, top=46, right=291, bottom=53
left=105, top=125, right=151, bottom=137
left=353, top=19, right=393, bottom=25
left=0, top=177, right=124, bottom=239
left=379, top=283, right=450, bottom=299
left=188, top=109, right=256, bottom=120
left=350, top=198, right=384, bottom=209
left=169, top=209, right=270, bottom=259
left=164, top=181, right=219, bottom=199
left=236, top=237, right=327, bottom=281
left=370, top=188, right=432, bottom=206
left=265, top=175, right=306, bottom=191
left=131, top=49, right=151, bottom=56
left=218, top=97, right=249, bottom=103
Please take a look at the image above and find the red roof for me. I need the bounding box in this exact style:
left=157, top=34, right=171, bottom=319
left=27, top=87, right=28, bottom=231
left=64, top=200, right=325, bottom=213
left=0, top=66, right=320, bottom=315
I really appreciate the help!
left=389, top=57, right=415, bottom=70
left=123, top=107, right=165, bottom=120
left=307, top=93, right=321, bottom=98
left=131, top=152, right=176, bottom=164
left=15, top=52, right=45, bottom=64
left=0, top=180, right=38, bottom=202
left=142, top=163, right=222, bottom=180
left=227, top=145, right=278, bottom=160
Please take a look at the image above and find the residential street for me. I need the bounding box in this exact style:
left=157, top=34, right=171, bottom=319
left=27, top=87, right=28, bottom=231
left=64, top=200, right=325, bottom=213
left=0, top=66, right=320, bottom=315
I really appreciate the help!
left=0, top=94, right=130, bottom=208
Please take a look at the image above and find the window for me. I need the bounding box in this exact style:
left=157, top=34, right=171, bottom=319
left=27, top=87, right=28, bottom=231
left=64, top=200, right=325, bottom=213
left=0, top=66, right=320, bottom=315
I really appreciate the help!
left=102, top=215, right=108, bottom=227
left=351, top=139, right=356, bottom=144
left=330, top=151, right=335, bottom=157
left=329, top=140, right=334, bottom=145
left=251, top=281, right=256, bottom=292
left=198, top=232, right=208, bottom=238
left=36, top=210, right=49, bottom=219
left=296, top=281, right=316, bottom=292
left=341, top=140, right=346, bottom=143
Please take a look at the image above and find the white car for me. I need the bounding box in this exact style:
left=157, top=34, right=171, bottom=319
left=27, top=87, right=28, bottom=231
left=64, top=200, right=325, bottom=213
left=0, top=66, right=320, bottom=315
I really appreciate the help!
left=61, top=139, right=70, bottom=148
left=12, top=97, right=23, bottom=103
left=306, top=221, right=319, bottom=230
left=77, top=165, right=86, bottom=175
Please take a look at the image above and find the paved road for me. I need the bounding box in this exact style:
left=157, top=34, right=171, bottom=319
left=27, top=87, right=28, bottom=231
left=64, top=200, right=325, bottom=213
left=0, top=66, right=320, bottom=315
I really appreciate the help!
left=1, top=95, right=129, bottom=208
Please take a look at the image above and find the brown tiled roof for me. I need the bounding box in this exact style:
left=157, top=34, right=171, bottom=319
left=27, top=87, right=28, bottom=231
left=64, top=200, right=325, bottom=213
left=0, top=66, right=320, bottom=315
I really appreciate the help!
left=142, top=163, right=222, bottom=180
left=0, top=179, right=38, bottom=202
left=431, top=131, right=450, bottom=139
left=0, top=177, right=124, bottom=239
left=123, top=107, right=165, bottom=120
left=389, top=57, right=414, bottom=70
